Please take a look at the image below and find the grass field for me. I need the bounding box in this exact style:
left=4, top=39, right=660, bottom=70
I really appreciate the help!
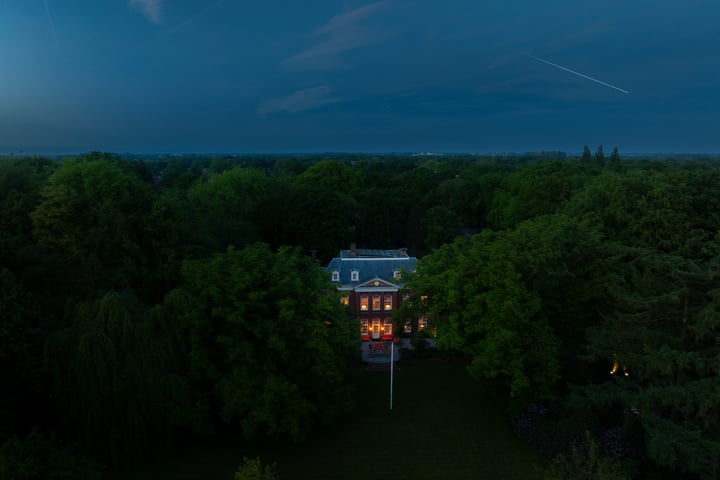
left=118, top=363, right=543, bottom=480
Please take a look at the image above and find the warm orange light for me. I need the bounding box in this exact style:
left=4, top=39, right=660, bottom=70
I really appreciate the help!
left=610, top=361, right=619, bottom=375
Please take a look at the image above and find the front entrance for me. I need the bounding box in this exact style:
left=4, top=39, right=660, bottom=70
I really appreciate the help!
left=371, top=319, right=381, bottom=340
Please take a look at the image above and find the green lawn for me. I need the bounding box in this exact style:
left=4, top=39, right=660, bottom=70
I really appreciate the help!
left=118, top=363, right=543, bottom=480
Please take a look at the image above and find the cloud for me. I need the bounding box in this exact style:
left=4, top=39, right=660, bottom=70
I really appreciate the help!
left=257, top=86, right=343, bottom=117
left=285, top=1, right=391, bottom=68
left=129, top=0, right=163, bottom=24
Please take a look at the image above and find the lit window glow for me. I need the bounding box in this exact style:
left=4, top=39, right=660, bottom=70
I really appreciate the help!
left=360, top=319, right=368, bottom=334
left=384, top=295, right=392, bottom=310
left=360, top=295, right=369, bottom=311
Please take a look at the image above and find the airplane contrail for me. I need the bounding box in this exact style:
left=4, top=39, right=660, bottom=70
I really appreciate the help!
left=526, top=53, right=629, bottom=94
left=158, top=0, right=225, bottom=40
left=44, top=0, right=58, bottom=47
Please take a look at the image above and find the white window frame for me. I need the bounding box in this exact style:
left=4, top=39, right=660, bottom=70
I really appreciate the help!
left=351, top=270, right=359, bottom=282
left=332, top=271, right=339, bottom=282
left=383, top=322, right=392, bottom=335
left=360, top=295, right=369, bottom=311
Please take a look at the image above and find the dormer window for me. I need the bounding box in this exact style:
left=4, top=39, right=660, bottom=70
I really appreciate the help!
left=393, top=270, right=401, bottom=280
left=351, top=270, right=359, bottom=282
left=331, top=271, right=339, bottom=282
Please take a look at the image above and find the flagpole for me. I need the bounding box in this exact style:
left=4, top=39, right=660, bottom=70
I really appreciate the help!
left=389, top=339, right=394, bottom=411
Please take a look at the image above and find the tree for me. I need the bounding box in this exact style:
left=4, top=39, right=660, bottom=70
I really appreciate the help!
left=31, top=156, right=154, bottom=296
left=422, top=205, right=463, bottom=250
left=576, top=247, right=720, bottom=479
left=0, top=157, right=54, bottom=271
left=581, top=146, right=592, bottom=164
left=564, top=169, right=720, bottom=260
left=295, top=159, right=362, bottom=196
left=0, top=269, right=46, bottom=434
left=415, top=235, right=560, bottom=399
left=46, top=291, right=193, bottom=468
left=0, top=431, right=101, bottom=480
left=184, top=167, right=268, bottom=253
left=281, top=185, right=359, bottom=262
left=485, top=161, right=592, bottom=230
left=595, top=145, right=605, bottom=167
left=175, top=244, right=357, bottom=439
left=407, top=214, right=608, bottom=399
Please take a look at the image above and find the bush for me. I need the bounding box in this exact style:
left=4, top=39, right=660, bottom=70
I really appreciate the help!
left=541, top=431, right=635, bottom=480
left=410, top=331, right=434, bottom=358
left=0, top=431, right=101, bottom=480
left=234, top=457, right=278, bottom=480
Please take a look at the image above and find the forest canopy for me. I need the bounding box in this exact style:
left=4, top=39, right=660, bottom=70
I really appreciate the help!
left=2, top=151, right=720, bottom=479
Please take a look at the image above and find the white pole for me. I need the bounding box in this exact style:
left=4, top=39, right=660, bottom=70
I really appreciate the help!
left=389, top=340, right=394, bottom=411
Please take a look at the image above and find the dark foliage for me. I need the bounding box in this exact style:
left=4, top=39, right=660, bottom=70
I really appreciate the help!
left=2, top=151, right=720, bottom=478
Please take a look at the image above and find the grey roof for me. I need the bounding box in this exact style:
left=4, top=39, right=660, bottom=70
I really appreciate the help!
left=325, top=248, right=417, bottom=287
left=339, top=248, right=408, bottom=259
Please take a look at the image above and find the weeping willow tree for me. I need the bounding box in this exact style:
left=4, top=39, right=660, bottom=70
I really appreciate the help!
left=46, top=291, right=193, bottom=469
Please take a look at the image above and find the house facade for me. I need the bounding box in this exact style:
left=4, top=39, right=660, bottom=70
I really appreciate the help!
left=325, top=245, right=424, bottom=341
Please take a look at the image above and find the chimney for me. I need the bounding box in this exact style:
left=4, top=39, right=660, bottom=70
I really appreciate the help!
left=399, top=248, right=408, bottom=256
left=350, top=243, right=357, bottom=257
left=310, top=249, right=318, bottom=262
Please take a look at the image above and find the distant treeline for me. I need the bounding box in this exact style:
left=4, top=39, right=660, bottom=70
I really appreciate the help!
left=1, top=150, right=720, bottom=479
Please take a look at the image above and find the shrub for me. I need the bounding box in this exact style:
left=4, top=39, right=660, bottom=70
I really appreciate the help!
left=0, top=431, right=101, bottom=480
left=541, top=431, right=635, bottom=480
left=234, top=457, right=279, bottom=480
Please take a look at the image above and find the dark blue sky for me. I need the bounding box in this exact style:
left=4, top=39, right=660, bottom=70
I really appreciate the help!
left=2, top=0, right=719, bottom=154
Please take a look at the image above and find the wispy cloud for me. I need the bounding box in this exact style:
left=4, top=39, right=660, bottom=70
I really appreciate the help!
left=129, top=0, right=163, bottom=24
left=257, top=86, right=343, bottom=117
left=285, top=1, right=391, bottom=69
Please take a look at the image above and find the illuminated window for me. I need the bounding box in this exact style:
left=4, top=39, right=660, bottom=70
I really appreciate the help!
left=383, top=322, right=392, bottom=335
left=384, top=295, right=393, bottom=310
left=331, top=271, right=339, bottom=282
left=360, top=295, right=369, bottom=311
left=351, top=270, right=359, bottom=282
left=418, top=316, right=427, bottom=330
left=340, top=295, right=349, bottom=306
left=403, top=321, right=412, bottom=333
left=360, top=319, right=368, bottom=334
left=372, top=295, right=381, bottom=311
